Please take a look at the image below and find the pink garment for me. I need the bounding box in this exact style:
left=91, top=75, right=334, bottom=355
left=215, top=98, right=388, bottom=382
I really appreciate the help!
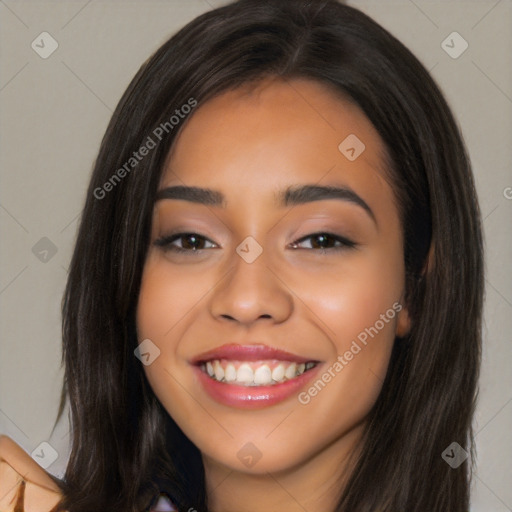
left=150, top=493, right=177, bottom=511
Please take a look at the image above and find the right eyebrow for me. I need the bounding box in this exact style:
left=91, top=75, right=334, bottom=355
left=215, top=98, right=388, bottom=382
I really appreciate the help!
left=156, top=186, right=225, bottom=206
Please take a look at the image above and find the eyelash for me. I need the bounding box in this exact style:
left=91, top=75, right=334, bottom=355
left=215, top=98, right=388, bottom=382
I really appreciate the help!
left=153, top=231, right=357, bottom=255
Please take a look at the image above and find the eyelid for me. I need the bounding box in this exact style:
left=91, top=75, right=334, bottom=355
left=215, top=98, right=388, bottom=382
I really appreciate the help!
left=153, top=232, right=218, bottom=251
left=289, top=231, right=357, bottom=250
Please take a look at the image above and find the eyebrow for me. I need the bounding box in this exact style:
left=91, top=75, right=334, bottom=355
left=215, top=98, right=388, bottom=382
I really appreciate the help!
left=156, top=185, right=225, bottom=206
left=156, top=184, right=376, bottom=223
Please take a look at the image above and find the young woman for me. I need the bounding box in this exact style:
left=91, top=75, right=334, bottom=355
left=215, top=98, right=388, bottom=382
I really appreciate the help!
left=0, top=0, right=484, bottom=511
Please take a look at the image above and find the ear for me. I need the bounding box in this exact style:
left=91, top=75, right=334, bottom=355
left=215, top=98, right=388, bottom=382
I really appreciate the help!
left=395, top=303, right=411, bottom=338
left=395, top=242, right=434, bottom=339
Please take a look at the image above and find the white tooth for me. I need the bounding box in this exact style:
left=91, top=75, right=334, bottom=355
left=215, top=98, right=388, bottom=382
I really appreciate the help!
left=297, top=363, right=306, bottom=375
left=305, top=362, right=315, bottom=370
left=236, top=364, right=254, bottom=384
left=225, top=363, right=237, bottom=382
left=285, top=363, right=297, bottom=380
left=272, top=364, right=285, bottom=382
left=254, top=365, right=272, bottom=385
left=213, top=360, right=224, bottom=381
left=206, top=361, right=214, bottom=377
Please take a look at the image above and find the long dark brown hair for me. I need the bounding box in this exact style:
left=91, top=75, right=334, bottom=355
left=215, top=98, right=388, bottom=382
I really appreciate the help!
left=52, top=0, right=484, bottom=510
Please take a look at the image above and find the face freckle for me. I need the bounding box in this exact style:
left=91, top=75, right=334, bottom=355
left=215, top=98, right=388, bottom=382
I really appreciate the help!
left=136, top=77, right=410, bottom=487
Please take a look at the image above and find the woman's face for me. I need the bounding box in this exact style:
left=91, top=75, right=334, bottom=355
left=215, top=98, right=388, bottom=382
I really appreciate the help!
left=137, top=78, right=410, bottom=476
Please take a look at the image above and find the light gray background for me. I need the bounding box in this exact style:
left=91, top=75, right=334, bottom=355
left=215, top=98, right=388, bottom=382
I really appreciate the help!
left=0, top=1, right=511, bottom=510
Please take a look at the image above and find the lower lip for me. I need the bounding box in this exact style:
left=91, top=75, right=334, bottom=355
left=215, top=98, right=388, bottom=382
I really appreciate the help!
left=193, top=364, right=321, bottom=409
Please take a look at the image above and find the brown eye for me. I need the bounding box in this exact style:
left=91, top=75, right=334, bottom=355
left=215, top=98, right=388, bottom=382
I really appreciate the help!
left=308, top=233, right=337, bottom=249
left=154, top=233, right=217, bottom=253
left=180, top=234, right=207, bottom=250
left=290, top=232, right=356, bottom=251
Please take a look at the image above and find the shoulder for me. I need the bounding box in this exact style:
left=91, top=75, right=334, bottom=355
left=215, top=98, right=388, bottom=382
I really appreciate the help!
left=0, top=435, right=64, bottom=512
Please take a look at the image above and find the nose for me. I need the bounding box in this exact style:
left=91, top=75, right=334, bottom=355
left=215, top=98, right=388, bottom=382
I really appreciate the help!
left=209, top=246, right=294, bottom=326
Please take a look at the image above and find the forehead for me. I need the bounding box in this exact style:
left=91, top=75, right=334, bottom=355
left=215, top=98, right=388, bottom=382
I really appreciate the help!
left=161, top=77, right=393, bottom=211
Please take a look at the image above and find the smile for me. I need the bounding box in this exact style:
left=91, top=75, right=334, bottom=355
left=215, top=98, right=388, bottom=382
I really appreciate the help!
left=191, top=343, right=322, bottom=408
left=201, top=359, right=317, bottom=386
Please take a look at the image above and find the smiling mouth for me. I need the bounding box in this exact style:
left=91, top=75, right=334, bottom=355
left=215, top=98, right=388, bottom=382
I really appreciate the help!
left=200, top=359, right=318, bottom=387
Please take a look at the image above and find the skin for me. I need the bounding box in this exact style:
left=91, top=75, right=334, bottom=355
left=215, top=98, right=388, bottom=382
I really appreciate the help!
left=0, top=435, right=63, bottom=511
left=136, top=77, right=411, bottom=512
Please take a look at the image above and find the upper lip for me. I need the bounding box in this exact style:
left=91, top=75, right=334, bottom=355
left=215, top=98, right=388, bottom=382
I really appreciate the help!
left=191, top=343, right=316, bottom=365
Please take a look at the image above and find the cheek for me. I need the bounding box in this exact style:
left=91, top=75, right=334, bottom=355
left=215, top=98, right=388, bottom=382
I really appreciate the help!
left=291, top=246, right=405, bottom=346
left=136, top=258, right=209, bottom=427
left=137, top=253, right=213, bottom=343
left=137, top=266, right=174, bottom=342
left=136, top=257, right=193, bottom=395
left=291, top=247, right=404, bottom=408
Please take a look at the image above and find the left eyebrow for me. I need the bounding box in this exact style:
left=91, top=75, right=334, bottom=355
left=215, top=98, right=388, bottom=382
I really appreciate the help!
left=279, top=184, right=376, bottom=223
left=155, top=184, right=376, bottom=224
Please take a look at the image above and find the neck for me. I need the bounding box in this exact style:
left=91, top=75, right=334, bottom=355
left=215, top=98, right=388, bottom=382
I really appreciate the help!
left=203, top=423, right=364, bottom=512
